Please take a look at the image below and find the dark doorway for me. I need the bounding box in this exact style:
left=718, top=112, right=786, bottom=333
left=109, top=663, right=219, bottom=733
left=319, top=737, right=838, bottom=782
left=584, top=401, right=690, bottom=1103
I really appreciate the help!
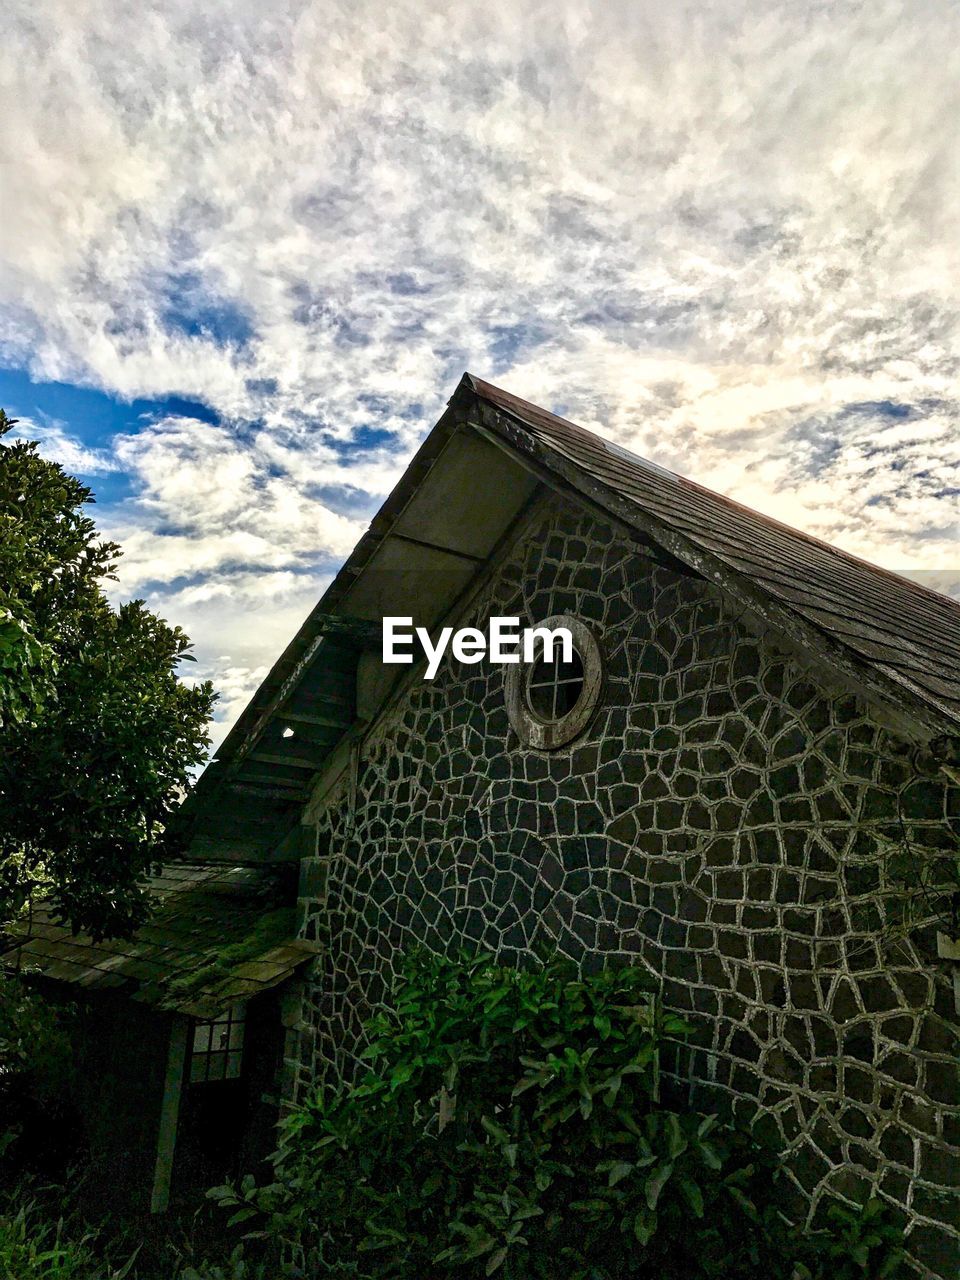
left=171, top=995, right=284, bottom=1201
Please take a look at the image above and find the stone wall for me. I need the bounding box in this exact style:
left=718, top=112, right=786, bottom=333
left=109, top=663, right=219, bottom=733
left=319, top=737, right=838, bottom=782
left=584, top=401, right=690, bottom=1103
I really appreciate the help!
left=297, top=496, right=960, bottom=1278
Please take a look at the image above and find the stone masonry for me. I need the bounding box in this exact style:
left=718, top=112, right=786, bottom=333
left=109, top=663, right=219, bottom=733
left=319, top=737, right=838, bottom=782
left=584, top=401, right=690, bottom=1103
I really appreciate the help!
left=296, top=495, right=960, bottom=1278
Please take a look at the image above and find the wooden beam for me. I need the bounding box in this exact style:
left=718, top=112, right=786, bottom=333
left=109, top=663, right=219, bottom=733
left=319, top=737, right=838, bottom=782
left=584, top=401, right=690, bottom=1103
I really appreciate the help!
left=247, top=751, right=324, bottom=771
left=278, top=709, right=351, bottom=730
left=227, top=775, right=310, bottom=797
left=289, top=682, right=354, bottom=710
left=388, top=531, right=485, bottom=563
left=150, top=1014, right=189, bottom=1213
left=310, top=614, right=382, bottom=644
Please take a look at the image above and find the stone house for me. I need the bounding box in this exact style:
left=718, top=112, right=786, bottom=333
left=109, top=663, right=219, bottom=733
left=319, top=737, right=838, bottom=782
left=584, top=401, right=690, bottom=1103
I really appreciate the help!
left=7, top=375, right=960, bottom=1274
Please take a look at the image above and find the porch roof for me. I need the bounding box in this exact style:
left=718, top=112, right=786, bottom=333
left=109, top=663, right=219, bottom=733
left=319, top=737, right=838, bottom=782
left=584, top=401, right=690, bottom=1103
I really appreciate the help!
left=0, top=861, right=317, bottom=1019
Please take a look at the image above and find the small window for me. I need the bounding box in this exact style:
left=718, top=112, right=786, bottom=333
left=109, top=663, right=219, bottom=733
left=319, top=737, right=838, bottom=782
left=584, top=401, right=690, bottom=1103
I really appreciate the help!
left=190, top=1007, right=245, bottom=1083
left=526, top=649, right=586, bottom=721
left=505, top=614, right=602, bottom=750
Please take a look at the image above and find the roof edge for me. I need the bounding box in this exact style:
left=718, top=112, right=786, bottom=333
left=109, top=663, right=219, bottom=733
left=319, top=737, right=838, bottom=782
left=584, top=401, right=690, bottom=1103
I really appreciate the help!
left=462, top=376, right=960, bottom=742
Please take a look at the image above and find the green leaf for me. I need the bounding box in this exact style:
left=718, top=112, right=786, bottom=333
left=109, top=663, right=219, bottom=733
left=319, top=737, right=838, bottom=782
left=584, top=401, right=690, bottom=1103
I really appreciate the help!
left=664, top=1113, right=687, bottom=1159
left=390, top=1061, right=416, bottom=1090
left=726, top=1185, right=758, bottom=1221
left=633, top=1208, right=658, bottom=1245
left=677, top=1175, right=704, bottom=1218
left=481, top=1116, right=511, bottom=1144
left=460, top=1231, right=497, bottom=1260
left=485, top=1246, right=508, bottom=1275
left=697, top=1140, right=723, bottom=1171
left=570, top=1199, right=611, bottom=1215
left=605, top=1161, right=634, bottom=1188
left=226, top=1207, right=259, bottom=1228
left=645, top=1161, right=674, bottom=1210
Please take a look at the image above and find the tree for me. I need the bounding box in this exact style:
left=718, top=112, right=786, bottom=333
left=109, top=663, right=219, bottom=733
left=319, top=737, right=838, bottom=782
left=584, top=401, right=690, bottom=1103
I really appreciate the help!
left=0, top=408, right=215, bottom=939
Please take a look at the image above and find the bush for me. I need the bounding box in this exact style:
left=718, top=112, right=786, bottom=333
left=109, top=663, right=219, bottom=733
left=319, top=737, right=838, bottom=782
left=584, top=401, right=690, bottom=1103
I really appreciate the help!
left=0, top=974, right=79, bottom=1174
left=210, top=949, right=903, bottom=1279
left=0, top=1190, right=137, bottom=1279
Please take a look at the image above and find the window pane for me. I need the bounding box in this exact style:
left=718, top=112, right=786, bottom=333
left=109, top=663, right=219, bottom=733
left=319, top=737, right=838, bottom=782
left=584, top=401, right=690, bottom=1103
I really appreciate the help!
left=206, top=1053, right=227, bottom=1081
left=190, top=1007, right=246, bottom=1084
left=526, top=649, right=584, bottom=722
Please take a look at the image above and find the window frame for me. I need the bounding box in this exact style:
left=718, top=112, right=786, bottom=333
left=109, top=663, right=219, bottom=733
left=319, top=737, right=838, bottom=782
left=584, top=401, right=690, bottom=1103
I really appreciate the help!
left=189, top=1005, right=246, bottom=1084
left=505, top=613, right=603, bottom=749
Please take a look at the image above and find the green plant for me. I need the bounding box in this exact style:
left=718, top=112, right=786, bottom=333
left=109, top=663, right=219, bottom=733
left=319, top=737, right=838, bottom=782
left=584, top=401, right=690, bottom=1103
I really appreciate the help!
left=803, top=1198, right=905, bottom=1280
left=177, top=1244, right=269, bottom=1280
left=0, top=407, right=215, bottom=940
left=209, top=949, right=903, bottom=1279
left=0, top=975, right=76, bottom=1166
left=164, top=908, right=297, bottom=1001
left=0, top=1193, right=137, bottom=1280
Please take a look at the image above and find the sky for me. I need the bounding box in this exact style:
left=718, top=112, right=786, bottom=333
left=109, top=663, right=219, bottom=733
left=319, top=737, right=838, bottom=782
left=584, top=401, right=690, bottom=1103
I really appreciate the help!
left=2, top=0, right=959, bottom=750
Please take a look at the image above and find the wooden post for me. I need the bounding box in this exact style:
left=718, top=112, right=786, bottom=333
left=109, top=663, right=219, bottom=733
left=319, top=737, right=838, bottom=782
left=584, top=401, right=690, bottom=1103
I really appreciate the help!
left=150, top=1014, right=189, bottom=1213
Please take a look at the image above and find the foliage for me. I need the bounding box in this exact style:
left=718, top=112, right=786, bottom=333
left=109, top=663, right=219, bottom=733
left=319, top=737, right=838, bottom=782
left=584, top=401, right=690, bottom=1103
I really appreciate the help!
left=0, top=408, right=215, bottom=939
left=805, top=1198, right=905, bottom=1280
left=209, top=949, right=905, bottom=1280
left=178, top=1245, right=269, bottom=1280
left=0, top=1177, right=271, bottom=1280
left=0, top=974, right=76, bottom=1163
left=0, top=599, right=53, bottom=732
left=0, top=1189, right=137, bottom=1280
left=0, top=977, right=80, bottom=1187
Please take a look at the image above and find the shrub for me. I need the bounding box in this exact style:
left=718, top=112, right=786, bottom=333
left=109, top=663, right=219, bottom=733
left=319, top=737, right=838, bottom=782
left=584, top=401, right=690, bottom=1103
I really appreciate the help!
left=0, top=1191, right=137, bottom=1279
left=0, top=974, right=78, bottom=1173
left=211, top=949, right=903, bottom=1279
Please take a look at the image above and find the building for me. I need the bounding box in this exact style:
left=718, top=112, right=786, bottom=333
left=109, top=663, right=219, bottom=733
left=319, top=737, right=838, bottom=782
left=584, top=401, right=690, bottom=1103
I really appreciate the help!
left=6, top=375, right=959, bottom=1274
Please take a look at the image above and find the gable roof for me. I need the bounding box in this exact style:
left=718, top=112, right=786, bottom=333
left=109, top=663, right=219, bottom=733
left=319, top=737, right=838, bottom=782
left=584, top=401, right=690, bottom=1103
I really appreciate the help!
left=464, top=376, right=960, bottom=738
left=174, top=373, right=960, bottom=862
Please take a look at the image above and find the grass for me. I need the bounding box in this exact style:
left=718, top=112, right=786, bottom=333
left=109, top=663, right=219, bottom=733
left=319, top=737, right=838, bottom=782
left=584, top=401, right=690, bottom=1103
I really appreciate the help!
left=0, top=1194, right=138, bottom=1279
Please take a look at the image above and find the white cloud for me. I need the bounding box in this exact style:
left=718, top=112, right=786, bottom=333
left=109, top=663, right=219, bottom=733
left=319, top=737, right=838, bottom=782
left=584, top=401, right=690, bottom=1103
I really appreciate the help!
left=138, top=568, right=331, bottom=752
left=103, top=416, right=363, bottom=589
left=7, top=415, right=121, bottom=475
left=3, top=0, right=960, bottom=736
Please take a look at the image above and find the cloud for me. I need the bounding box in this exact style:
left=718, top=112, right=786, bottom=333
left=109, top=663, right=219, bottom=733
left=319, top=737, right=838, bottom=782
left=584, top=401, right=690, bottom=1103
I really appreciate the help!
left=2, top=0, right=960, bottom=736
left=103, top=415, right=363, bottom=590
left=7, top=415, right=121, bottom=475
left=141, top=568, right=333, bottom=752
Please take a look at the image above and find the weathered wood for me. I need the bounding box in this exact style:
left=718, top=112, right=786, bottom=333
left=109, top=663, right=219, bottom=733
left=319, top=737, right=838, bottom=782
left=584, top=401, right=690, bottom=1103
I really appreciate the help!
left=248, top=751, right=326, bottom=771
left=309, top=614, right=382, bottom=643
left=280, top=709, right=352, bottom=730
left=150, top=1014, right=189, bottom=1214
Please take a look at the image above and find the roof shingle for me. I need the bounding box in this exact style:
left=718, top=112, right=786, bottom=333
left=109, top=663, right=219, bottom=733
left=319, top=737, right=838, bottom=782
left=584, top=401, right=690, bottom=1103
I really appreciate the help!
left=1, top=862, right=316, bottom=1019
left=467, top=375, right=960, bottom=738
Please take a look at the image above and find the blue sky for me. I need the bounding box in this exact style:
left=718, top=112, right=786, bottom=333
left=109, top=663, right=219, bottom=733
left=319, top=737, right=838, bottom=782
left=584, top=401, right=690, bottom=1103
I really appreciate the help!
left=2, top=0, right=959, bottom=746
